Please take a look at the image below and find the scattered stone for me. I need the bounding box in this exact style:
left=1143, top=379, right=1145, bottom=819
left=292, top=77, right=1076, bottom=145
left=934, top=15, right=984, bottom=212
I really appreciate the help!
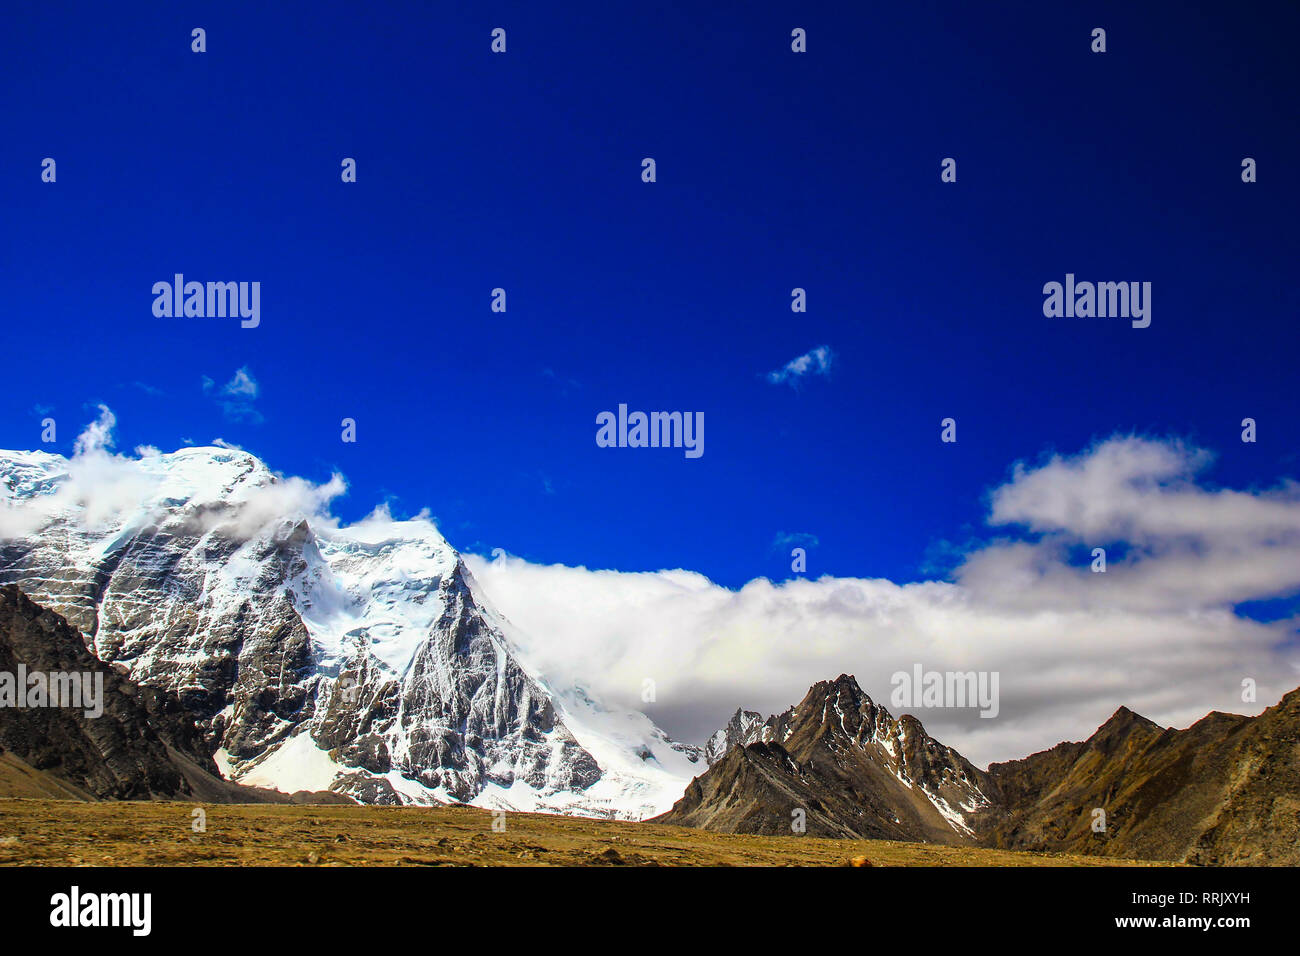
left=591, top=847, right=625, bottom=865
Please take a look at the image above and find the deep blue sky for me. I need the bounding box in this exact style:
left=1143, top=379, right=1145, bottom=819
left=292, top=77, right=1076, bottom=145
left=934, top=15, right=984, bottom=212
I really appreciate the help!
left=3, top=1, right=1297, bottom=588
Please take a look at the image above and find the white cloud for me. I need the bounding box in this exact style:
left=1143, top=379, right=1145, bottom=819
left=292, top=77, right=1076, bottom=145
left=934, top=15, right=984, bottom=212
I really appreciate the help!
left=2, top=405, right=160, bottom=538
left=221, top=368, right=259, bottom=398
left=1, top=407, right=342, bottom=544
left=988, top=436, right=1300, bottom=543
left=216, top=472, right=347, bottom=540
left=764, top=345, right=835, bottom=387
left=73, top=403, right=117, bottom=455
left=960, top=437, right=1300, bottom=612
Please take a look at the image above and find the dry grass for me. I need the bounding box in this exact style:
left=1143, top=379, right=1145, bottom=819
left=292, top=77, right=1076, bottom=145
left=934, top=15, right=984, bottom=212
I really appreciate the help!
left=0, top=798, right=1175, bottom=867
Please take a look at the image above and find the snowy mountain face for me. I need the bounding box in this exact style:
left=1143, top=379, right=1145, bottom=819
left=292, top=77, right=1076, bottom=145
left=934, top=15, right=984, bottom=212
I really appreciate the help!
left=0, top=446, right=702, bottom=818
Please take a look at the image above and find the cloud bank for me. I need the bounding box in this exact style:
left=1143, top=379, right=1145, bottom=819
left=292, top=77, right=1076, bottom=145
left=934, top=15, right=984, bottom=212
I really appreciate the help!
left=468, top=436, right=1300, bottom=767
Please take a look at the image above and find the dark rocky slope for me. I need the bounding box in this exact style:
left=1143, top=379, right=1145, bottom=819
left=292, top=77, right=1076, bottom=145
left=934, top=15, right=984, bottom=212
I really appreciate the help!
left=985, top=689, right=1300, bottom=864
left=0, top=585, right=347, bottom=804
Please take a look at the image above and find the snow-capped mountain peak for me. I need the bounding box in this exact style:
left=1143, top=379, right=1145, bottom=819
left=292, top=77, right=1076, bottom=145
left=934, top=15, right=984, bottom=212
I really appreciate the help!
left=0, top=442, right=699, bottom=818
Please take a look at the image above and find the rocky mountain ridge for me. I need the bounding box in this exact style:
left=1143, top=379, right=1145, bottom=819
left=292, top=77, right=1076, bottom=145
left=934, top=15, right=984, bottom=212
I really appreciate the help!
left=660, top=674, right=993, bottom=842
left=662, top=673, right=1300, bottom=863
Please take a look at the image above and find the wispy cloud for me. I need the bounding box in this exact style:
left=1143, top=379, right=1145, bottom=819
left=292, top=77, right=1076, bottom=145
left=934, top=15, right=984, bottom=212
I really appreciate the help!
left=203, top=367, right=263, bottom=423
left=74, top=403, right=117, bottom=455
left=764, top=345, right=834, bottom=387
left=771, top=531, right=819, bottom=552
left=541, top=367, right=582, bottom=395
